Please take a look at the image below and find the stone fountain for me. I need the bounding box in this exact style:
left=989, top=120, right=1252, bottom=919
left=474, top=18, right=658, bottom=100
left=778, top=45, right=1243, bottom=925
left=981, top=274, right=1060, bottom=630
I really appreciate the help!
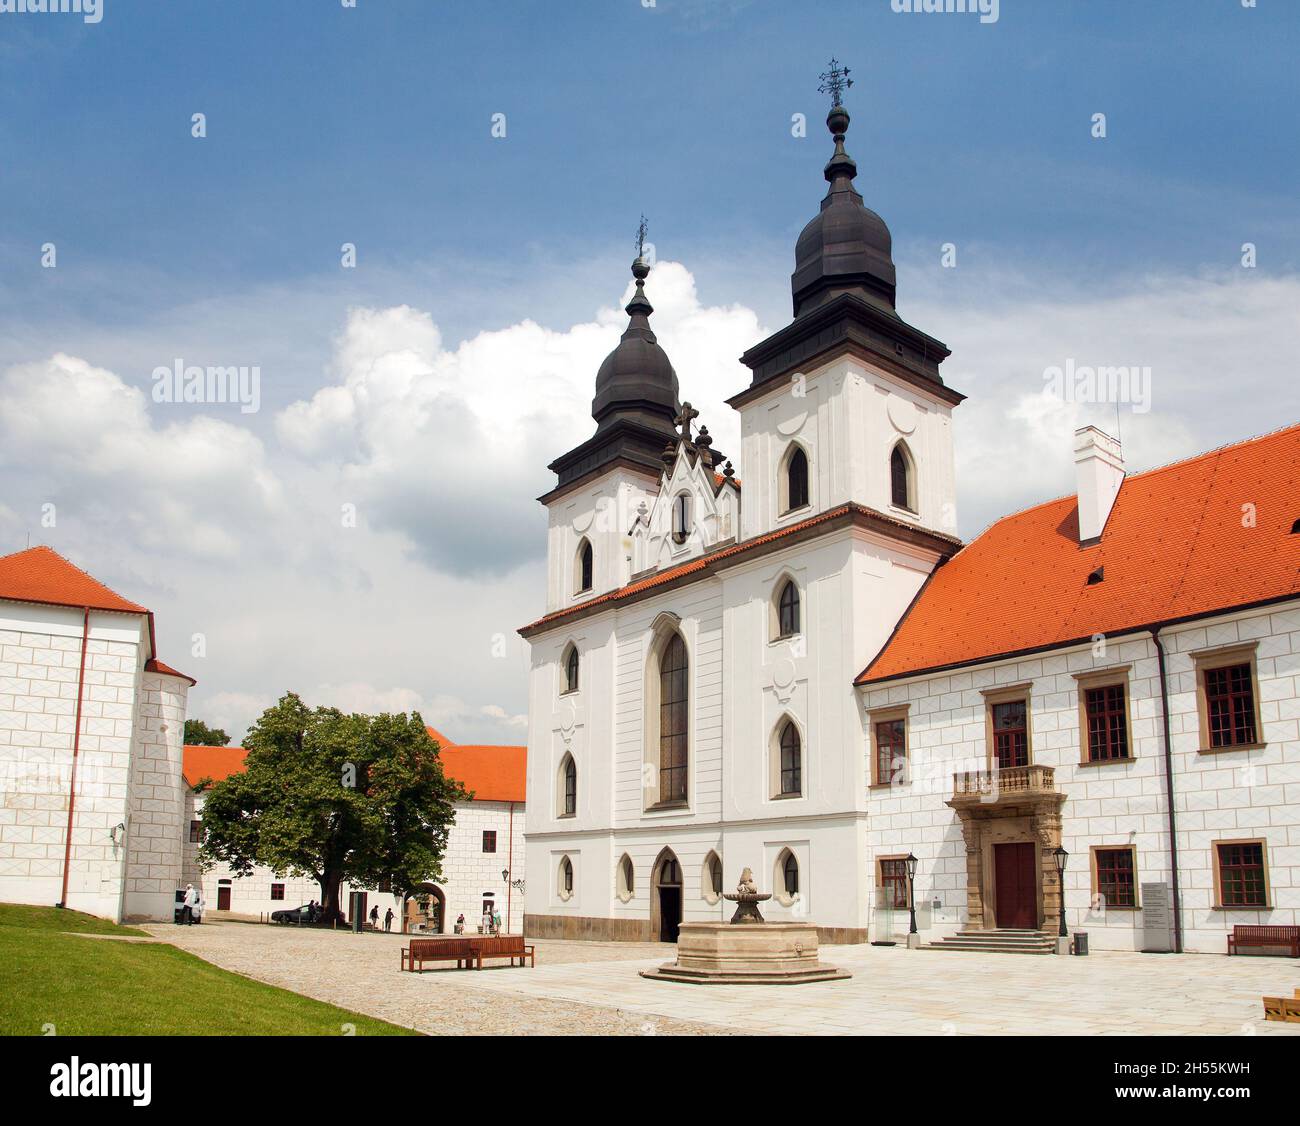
left=640, top=868, right=850, bottom=985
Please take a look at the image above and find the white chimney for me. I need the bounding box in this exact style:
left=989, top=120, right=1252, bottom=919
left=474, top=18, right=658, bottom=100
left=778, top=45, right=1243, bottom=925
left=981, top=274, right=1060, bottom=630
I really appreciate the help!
left=1074, top=426, right=1124, bottom=544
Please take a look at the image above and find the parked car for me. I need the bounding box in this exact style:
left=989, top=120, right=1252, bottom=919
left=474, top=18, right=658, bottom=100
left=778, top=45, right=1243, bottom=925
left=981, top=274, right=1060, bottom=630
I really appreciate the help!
left=271, top=903, right=314, bottom=925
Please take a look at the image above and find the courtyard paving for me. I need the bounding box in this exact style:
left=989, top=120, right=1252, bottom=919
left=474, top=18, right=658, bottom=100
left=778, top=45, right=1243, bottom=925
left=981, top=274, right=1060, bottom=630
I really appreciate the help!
left=144, top=920, right=1300, bottom=1036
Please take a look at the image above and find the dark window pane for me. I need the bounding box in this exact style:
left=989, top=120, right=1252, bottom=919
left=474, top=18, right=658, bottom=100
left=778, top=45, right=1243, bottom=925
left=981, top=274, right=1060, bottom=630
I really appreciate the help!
left=659, top=635, right=689, bottom=801
left=1217, top=842, right=1266, bottom=907
left=786, top=448, right=809, bottom=511
left=779, top=722, right=801, bottom=795
left=880, top=858, right=909, bottom=909
left=1085, top=684, right=1129, bottom=761
left=875, top=719, right=906, bottom=784
left=1205, top=664, right=1258, bottom=748
left=1094, top=848, right=1135, bottom=907
left=891, top=446, right=911, bottom=509
left=992, top=701, right=1029, bottom=768
left=777, top=581, right=800, bottom=637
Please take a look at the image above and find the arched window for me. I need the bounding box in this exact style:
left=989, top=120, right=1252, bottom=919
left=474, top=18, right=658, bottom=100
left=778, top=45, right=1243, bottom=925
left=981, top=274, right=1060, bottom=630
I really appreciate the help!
left=559, top=855, right=574, bottom=899
left=777, top=849, right=799, bottom=902
left=558, top=753, right=577, bottom=818
left=784, top=446, right=809, bottom=512
left=562, top=644, right=579, bottom=694
left=658, top=634, right=689, bottom=803
left=776, top=580, right=800, bottom=639
left=617, top=854, right=635, bottom=901
left=672, top=494, right=691, bottom=545
left=890, top=443, right=914, bottom=511
left=576, top=538, right=593, bottom=593
left=702, top=851, right=724, bottom=903
left=779, top=721, right=802, bottom=796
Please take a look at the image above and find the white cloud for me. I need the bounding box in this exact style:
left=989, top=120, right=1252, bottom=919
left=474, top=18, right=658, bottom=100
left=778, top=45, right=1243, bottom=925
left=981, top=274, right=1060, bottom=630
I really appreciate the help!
left=3, top=259, right=1296, bottom=747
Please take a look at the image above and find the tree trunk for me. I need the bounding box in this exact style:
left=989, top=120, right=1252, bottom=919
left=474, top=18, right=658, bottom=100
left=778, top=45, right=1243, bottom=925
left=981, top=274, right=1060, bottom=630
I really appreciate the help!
left=319, top=871, right=345, bottom=924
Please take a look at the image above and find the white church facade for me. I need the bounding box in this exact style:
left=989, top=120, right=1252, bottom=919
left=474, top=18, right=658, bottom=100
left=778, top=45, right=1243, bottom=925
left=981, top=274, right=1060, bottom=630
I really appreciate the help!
left=519, top=93, right=1300, bottom=952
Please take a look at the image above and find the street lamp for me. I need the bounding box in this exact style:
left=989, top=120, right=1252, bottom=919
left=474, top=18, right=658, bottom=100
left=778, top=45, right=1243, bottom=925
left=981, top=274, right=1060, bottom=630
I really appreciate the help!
left=501, top=868, right=509, bottom=883
left=1054, top=847, right=1069, bottom=939
left=905, top=852, right=919, bottom=938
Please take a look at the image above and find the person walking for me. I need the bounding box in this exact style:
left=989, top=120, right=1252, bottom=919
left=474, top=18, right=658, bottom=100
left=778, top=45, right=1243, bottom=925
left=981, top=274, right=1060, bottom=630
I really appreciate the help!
left=492, top=907, right=503, bottom=936
left=181, top=884, right=198, bottom=925
left=454, top=913, right=465, bottom=935
left=480, top=906, right=492, bottom=935
left=384, top=907, right=394, bottom=932
left=369, top=904, right=379, bottom=931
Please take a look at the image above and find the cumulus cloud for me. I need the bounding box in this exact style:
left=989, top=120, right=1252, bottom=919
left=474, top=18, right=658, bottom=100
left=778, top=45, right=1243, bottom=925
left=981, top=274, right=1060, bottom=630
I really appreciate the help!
left=2, top=259, right=1295, bottom=745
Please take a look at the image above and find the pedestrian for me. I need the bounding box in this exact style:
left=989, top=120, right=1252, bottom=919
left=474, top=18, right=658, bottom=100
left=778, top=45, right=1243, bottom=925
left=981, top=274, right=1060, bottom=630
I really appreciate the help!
left=454, top=913, right=465, bottom=935
left=492, top=907, right=502, bottom=936
left=384, top=907, right=394, bottom=932
left=193, top=891, right=205, bottom=924
left=480, top=906, right=492, bottom=935
left=182, top=883, right=198, bottom=925
left=369, top=904, right=379, bottom=931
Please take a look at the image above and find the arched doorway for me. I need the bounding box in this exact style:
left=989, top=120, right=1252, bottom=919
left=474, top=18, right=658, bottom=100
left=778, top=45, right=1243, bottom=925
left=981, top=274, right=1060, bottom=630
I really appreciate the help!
left=403, top=884, right=445, bottom=934
left=650, top=848, right=683, bottom=943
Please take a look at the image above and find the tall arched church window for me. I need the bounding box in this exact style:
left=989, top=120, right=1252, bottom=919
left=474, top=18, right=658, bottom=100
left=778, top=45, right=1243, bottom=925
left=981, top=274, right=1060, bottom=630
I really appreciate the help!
left=560, top=754, right=577, bottom=817
left=777, top=580, right=800, bottom=638
left=562, top=644, right=579, bottom=694
left=890, top=444, right=914, bottom=511
left=576, top=538, right=593, bottom=593
left=785, top=446, right=809, bottom=512
left=659, top=634, right=689, bottom=803
left=779, top=721, right=802, bottom=796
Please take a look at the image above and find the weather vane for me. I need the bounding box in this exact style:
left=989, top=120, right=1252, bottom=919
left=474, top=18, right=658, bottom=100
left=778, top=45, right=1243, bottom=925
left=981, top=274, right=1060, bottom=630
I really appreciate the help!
left=818, top=57, right=853, bottom=108
left=636, top=214, right=648, bottom=260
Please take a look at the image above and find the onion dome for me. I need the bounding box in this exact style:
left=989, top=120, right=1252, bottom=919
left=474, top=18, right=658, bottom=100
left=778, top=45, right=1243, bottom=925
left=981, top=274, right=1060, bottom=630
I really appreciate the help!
left=591, top=256, right=680, bottom=432
left=791, top=102, right=897, bottom=317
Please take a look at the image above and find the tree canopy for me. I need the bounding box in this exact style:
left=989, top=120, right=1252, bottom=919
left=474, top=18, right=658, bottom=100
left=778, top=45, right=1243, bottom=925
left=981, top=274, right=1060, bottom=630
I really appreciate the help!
left=196, top=693, right=466, bottom=922
left=183, top=719, right=230, bottom=746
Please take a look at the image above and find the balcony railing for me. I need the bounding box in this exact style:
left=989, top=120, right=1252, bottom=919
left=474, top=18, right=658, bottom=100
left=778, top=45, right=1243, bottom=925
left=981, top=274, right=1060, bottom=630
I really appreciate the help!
left=949, top=764, right=1059, bottom=807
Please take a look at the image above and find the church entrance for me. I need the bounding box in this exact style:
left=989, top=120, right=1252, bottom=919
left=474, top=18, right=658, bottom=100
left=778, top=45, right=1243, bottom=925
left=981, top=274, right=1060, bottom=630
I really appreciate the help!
left=650, top=849, right=683, bottom=943
left=993, top=842, right=1037, bottom=929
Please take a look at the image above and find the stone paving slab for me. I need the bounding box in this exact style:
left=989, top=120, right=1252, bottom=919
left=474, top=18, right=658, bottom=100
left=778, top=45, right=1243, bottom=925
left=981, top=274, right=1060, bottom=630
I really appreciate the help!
left=143, top=921, right=1300, bottom=1036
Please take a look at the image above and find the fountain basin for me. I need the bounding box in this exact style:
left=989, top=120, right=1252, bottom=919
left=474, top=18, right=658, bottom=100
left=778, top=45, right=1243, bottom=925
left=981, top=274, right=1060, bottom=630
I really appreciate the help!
left=640, top=920, right=851, bottom=985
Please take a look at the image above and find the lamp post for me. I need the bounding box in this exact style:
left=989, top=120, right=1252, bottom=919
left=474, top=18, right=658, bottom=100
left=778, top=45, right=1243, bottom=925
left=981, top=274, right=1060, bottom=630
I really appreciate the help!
left=1054, top=847, right=1069, bottom=950
left=905, top=853, right=919, bottom=947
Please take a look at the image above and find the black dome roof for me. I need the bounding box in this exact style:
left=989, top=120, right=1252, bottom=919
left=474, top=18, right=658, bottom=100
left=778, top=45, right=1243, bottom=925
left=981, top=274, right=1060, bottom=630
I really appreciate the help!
left=791, top=105, right=897, bottom=317
left=591, top=257, right=680, bottom=430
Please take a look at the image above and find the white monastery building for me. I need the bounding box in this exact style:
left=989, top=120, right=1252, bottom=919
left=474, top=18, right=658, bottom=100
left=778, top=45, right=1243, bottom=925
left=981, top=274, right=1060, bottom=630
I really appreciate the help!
left=0, top=546, right=194, bottom=923
left=518, top=93, right=1300, bottom=952
left=182, top=728, right=526, bottom=933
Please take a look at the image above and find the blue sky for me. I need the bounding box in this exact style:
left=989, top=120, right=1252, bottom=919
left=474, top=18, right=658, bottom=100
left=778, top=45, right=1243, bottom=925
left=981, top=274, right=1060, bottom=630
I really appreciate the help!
left=1, top=0, right=1297, bottom=742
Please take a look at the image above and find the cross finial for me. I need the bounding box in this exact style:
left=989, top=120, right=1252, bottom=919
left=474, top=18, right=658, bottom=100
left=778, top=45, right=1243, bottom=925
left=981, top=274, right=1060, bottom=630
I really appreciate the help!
left=635, top=214, right=648, bottom=260
left=674, top=401, right=699, bottom=442
left=818, top=57, right=852, bottom=108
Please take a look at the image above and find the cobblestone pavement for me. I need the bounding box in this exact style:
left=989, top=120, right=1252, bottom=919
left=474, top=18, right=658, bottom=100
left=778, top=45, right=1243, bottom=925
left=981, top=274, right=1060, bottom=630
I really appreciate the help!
left=145, top=921, right=1300, bottom=1036
left=142, top=921, right=737, bottom=1036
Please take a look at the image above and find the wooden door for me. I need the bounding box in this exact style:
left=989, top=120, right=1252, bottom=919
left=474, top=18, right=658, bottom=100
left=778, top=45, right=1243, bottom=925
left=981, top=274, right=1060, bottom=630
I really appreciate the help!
left=993, top=842, right=1037, bottom=929
left=217, top=886, right=231, bottom=910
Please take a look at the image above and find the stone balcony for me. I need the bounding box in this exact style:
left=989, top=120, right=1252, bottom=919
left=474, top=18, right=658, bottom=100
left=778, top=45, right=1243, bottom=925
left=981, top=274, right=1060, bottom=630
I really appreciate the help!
left=946, top=764, right=1063, bottom=812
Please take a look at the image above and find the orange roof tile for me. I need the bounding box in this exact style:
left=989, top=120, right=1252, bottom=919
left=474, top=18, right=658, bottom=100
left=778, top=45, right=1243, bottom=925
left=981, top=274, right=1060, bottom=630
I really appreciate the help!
left=183, top=730, right=526, bottom=803
left=183, top=744, right=249, bottom=787
left=146, top=658, right=197, bottom=686
left=857, top=424, right=1300, bottom=684
left=0, top=545, right=149, bottom=614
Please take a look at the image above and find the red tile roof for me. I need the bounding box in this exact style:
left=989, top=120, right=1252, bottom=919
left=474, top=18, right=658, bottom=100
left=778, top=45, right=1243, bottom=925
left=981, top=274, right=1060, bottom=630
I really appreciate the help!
left=0, top=545, right=148, bottom=614
left=184, top=729, right=526, bottom=803
left=0, top=545, right=195, bottom=685
left=183, top=744, right=249, bottom=787
left=423, top=727, right=526, bottom=803
left=857, top=424, right=1300, bottom=685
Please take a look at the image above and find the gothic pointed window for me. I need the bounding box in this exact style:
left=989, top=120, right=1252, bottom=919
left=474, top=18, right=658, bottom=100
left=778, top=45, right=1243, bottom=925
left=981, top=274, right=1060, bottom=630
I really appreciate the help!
left=576, top=538, right=593, bottom=593
left=890, top=444, right=914, bottom=511
left=778, top=721, right=802, bottom=796
left=559, top=855, right=574, bottom=899
left=776, top=580, right=800, bottom=639
left=776, top=848, right=799, bottom=903
left=562, top=644, right=579, bottom=694
left=658, top=633, right=689, bottom=803
left=561, top=748, right=577, bottom=811
left=672, top=494, right=691, bottom=545
left=784, top=446, right=809, bottom=512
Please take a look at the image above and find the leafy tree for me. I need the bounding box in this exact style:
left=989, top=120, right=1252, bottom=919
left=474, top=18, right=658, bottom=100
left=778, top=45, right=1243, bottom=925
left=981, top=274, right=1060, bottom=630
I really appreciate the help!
left=183, top=719, right=231, bottom=746
left=197, top=693, right=466, bottom=923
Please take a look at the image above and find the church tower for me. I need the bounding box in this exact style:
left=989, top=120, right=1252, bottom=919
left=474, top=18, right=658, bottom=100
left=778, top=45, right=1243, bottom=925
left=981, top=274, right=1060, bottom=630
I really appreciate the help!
left=539, top=251, right=682, bottom=613
left=728, top=63, right=964, bottom=544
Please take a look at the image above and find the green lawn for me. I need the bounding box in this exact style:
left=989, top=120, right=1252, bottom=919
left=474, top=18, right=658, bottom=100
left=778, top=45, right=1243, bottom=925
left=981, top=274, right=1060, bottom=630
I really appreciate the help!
left=0, top=904, right=417, bottom=1036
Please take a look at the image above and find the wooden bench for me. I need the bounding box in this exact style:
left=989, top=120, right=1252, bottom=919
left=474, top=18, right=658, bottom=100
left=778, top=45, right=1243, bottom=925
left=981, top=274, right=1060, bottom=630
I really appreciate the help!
left=400, top=935, right=534, bottom=972
left=1227, top=925, right=1300, bottom=958
left=1262, top=989, right=1300, bottom=1023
